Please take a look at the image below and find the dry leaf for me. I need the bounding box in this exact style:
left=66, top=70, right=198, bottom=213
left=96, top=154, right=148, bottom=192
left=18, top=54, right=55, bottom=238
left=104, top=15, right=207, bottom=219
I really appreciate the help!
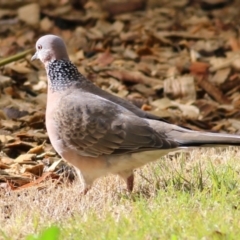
left=196, top=75, right=231, bottom=104
left=18, top=3, right=40, bottom=25
left=175, top=103, right=200, bottom=119
left=95, top=52, right=114, bottom=66
left=14, top=154, right=36, bottom=163
left=164, top=75, right=196, bottom=101
left=24, top=164, right=44, bottom=176
left=210, top=68, right=231, bottom=85
left=106, top=69, right=161, bottom=87
left=28, top=142, right=45, bottom=154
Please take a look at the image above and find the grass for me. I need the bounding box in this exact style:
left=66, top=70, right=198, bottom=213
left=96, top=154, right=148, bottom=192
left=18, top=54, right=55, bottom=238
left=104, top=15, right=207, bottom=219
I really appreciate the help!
left=1, top=147, right=240, bottom=239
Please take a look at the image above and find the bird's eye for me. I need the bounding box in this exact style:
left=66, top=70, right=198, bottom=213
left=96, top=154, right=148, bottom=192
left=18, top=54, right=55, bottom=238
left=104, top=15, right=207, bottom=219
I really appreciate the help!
left=37, top=45, right=42, bottom=50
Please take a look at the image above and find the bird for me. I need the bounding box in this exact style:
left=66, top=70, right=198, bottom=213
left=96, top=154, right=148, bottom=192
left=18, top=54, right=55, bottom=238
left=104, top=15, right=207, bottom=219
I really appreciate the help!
left=32, top=34, right=240, bottom=194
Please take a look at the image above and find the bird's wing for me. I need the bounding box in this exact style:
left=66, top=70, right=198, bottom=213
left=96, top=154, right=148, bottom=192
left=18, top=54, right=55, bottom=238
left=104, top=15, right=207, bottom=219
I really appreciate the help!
left=54, top=91, right=178, bottom=157
left=79, top=81, right=165, bottom=121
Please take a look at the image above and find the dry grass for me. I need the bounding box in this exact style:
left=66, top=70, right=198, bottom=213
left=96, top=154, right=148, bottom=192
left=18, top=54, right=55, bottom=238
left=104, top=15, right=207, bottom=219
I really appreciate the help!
left=1, top=147, right=240, bottom=239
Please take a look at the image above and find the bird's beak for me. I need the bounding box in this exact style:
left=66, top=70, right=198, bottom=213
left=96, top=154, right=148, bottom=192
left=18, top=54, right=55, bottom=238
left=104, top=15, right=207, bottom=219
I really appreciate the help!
left=31, top=52, right=38, bottom=61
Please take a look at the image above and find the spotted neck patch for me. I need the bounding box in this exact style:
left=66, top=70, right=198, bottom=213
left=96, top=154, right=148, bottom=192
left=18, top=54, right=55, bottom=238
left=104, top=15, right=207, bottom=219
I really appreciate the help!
left=47, top=60, right=85, bottom=92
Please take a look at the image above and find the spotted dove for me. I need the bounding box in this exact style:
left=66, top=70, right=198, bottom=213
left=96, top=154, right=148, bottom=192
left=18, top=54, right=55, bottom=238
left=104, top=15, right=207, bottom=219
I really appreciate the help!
left=32, top=34, right=240, bottom=193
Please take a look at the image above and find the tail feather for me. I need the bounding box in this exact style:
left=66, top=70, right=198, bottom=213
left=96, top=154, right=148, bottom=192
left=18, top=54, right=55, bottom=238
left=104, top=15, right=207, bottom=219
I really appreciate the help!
left=169, top=129, right=240, bottom=147
left=149, top=120, right=240, bottom=147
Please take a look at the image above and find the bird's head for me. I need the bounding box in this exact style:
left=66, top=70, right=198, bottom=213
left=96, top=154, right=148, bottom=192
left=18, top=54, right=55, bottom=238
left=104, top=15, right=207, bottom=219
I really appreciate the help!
left=31, top=35, right=69, bottom=65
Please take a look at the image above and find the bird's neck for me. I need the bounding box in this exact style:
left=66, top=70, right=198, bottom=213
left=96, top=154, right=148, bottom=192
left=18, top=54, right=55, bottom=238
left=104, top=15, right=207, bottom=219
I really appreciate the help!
left=46, top=60, right=84, bottom=92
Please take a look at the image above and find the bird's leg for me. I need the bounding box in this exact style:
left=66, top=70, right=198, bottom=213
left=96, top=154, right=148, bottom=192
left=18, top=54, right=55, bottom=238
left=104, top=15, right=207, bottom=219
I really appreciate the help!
left=74, top=167, right=93, bottom=195
left=81, top=186, right=91, bottom=195
left=126, top=174, right=134, bottom=192
left=119, top=170, right=134, bottom=192
left=79, top=182, right=93, bottom=195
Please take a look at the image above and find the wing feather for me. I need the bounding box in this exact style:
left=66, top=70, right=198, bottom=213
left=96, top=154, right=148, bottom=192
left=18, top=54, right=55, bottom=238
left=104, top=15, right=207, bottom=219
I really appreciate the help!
left=54, top=92, right=178, bottom=157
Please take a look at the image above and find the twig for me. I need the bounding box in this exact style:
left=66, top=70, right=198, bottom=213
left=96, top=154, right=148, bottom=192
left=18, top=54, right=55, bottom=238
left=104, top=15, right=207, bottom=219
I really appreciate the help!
left=0, top=48, right=34, bottom=67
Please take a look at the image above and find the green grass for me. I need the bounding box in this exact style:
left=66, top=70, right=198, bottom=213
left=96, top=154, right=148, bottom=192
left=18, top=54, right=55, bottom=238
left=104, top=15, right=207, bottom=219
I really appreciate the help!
left=60, top=192, right=240, bottom=240
left=1, top=148, right=240, bottom=240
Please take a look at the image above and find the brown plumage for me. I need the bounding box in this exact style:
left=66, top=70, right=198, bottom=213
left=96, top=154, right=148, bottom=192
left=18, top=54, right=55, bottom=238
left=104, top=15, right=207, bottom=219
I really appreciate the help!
left=32, top=34, right=240, bottom=193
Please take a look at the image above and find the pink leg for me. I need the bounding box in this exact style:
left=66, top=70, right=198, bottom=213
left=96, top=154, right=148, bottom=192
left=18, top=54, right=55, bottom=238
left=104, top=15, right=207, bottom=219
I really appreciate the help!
left=81, top=187, right=90, bottom=195
left=119, top=171, right=134, bottom=192
left=126, top=174, right=134, bottom=192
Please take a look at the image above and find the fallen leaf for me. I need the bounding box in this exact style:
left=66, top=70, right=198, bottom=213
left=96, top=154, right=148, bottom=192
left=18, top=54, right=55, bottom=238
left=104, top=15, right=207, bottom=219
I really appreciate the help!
left=28, top=142, right=45, bottom=154
left=95, top=52, right=114, bottom=67
left=24, top=164, right=44, bottom=176
left=106, top=69, right=161, bottom=87
left=14, top=154, right=36, bottom=163
left=18, top=3, right=40, bottom=25
left=164, top=75, right=196, bottom=101
left=196, top=75, right=231, bottom=104
left=210, top=68, right=231, bottom=85
left=175, top=103, right=200, bottom=119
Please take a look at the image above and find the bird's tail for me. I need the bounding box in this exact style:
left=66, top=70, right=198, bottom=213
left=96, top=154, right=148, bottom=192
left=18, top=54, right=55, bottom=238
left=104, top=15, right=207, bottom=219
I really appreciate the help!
left=151, top=120, right=240, bottom=147
left=173, top=130, right=240, bottom=147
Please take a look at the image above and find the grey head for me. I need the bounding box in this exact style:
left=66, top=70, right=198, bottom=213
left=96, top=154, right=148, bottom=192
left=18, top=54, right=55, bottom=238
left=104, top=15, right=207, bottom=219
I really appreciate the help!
left=31, top=35, right=69, bottom=65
